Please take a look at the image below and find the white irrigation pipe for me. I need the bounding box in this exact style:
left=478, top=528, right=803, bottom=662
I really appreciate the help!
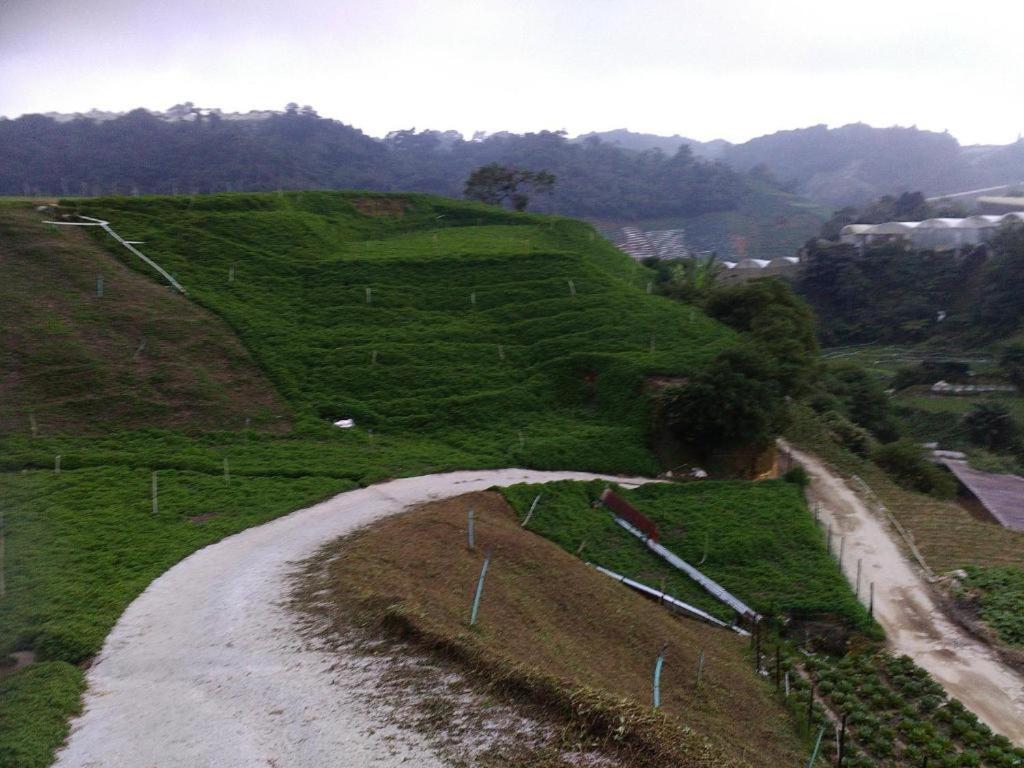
left=593, top=563, right=749, bottom=636
left=614, top=517, right=760, bottom=621
left=43, top=216, right=188, bottom=295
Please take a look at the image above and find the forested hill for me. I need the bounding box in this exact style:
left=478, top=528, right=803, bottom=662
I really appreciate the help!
left=723, top=123, right=1024, bottom=206
left=0, top=108, right=747, bottom=220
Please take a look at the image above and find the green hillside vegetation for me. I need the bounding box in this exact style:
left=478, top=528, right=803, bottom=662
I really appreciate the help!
left=0, top=192, right=744, bottom=766
left=34, top=191, right=735, bottom=472
left=0, top=468, right=351, bottom=664
left=0, top=662, right=84, bottom=768
left=296, top=490, right=809, bottom=767
left=500, top=478, right=874, bottom=634
left=960, top=566, right=1024, bottom=648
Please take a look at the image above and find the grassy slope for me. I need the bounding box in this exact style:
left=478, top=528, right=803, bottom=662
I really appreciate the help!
left=500, top=479, right=873, bottom=633
left=0, top=207, right=290, bottom=434
left=0, top=663, right=84, bottom=768
left=786, top=403, right=1024, bottom=573
left=298, top=491, right=808, bottom=767
left=0, top=192, right=740, bottom=766
left=47, top=191, right=734, bottom=474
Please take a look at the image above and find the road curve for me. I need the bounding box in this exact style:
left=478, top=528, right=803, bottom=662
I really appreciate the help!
left=53, top=469, right=652, bottom=768
left=785, top=444, right=1024, bottom=744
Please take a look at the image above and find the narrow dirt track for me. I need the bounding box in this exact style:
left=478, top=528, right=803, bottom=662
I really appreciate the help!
left=784, top=443, right=1024, bottom=744
left=52, top=469, right=651, bottom=768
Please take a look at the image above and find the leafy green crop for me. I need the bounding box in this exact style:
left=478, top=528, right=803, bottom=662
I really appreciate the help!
left=962, top=566, right=1024, bottom=647
left=500, top=478, right=875, bottom=632
left=0, top=468, right=352, bottom=663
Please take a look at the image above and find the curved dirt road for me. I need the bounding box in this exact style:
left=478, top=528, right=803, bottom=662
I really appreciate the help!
left=785, top=444, right=1024, bottom=744
left=53, top=469, right=650, bottom=768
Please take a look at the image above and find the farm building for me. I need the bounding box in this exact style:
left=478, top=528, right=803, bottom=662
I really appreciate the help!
left=978, top=196, right=1024, bottom=215
left=718, top=256, right=800, bottom=283
left=839, top=211, right=1024, bottom=251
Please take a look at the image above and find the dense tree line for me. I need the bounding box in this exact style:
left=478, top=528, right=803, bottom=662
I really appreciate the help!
left=0, top=108, right=747, bottom=219
left=795, top=224, right=1024, bottom=346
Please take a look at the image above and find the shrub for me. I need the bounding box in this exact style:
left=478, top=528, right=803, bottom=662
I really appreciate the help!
left=870, top=439, right=957, bottom=498
left=658, top=346, right=787, bottom=456
left=782, top=465, right=810, bottom=488
left=821, top=410, right=878, bottom=457
left=962, top=401, right=1019, bottom=450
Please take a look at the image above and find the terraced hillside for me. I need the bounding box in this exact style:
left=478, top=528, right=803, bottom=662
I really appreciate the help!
left=47, top=191, right=736, bottom=472
left=0, top=193, right=741, bottom=767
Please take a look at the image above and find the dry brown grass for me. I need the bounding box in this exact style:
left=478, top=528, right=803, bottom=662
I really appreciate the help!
left=0, top=206, right=291, bottom=435
left=295, top=491, right=808, bottom=768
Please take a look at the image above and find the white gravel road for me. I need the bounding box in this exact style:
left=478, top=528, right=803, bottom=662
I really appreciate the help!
left=785, top=444, right=1024, bottom=744
left=52, top=469, right=650, bottom=768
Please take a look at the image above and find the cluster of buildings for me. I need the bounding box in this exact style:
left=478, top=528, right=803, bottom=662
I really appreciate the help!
left=840, top=211, right=1024, bottom=252
left=617, top=227, right=689, bottom=260
left=616, top=227, right=802, bottom=282
left=718, top=256, right=800, bottom=282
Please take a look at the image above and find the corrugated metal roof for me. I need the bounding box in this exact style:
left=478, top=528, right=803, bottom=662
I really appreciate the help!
left=941, top=460, right=1024, bottom=532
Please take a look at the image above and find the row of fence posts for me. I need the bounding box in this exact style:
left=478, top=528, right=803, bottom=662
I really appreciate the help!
left=815, top=501, right=874, bottom=621
left=467, top=497, right=712, bottom=708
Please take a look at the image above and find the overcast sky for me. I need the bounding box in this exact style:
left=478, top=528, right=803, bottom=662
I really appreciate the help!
left=2, top=0, right=1023, bottom=145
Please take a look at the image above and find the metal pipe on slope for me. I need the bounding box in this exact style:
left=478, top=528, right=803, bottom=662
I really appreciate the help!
left=613, top=517, right=760, bottom=621
left=592, top=563, right=749, bottom=636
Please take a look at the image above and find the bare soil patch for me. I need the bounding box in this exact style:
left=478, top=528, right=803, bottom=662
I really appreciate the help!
left=351, top=197, right=408, bottom=217
left=0, top=206, right=291, bottom=435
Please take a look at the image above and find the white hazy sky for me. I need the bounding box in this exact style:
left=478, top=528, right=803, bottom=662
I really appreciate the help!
left=2, top=0, right=1023, bottom=145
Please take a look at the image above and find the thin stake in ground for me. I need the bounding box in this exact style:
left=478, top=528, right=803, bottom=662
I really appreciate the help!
left=652, top=643, right=668, bottom=708
left=521, top=494, right=541, bottom=527
left=469, top=549, right=492, bottom=626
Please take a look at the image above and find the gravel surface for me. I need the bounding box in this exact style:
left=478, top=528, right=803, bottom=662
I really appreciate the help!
left=53, top=469, right=650, bottom=768
left=786, top=443, right=1024, bottom=744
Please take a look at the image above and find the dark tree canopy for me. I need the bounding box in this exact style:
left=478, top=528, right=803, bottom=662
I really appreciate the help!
left=0, top=110, right=747, bottom=220
left=463, top=164, right=555, bottom=211
left=703, top=278, right=819, bottom=394
left=659, top=346, right=787, bottom=456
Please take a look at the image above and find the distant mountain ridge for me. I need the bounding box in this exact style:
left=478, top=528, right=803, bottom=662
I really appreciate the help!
left=721, top=123, right=1024, bottom=206
left=6, top=104, right=1024, bottom=209
left=573, top=128, right=729, bottom=160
